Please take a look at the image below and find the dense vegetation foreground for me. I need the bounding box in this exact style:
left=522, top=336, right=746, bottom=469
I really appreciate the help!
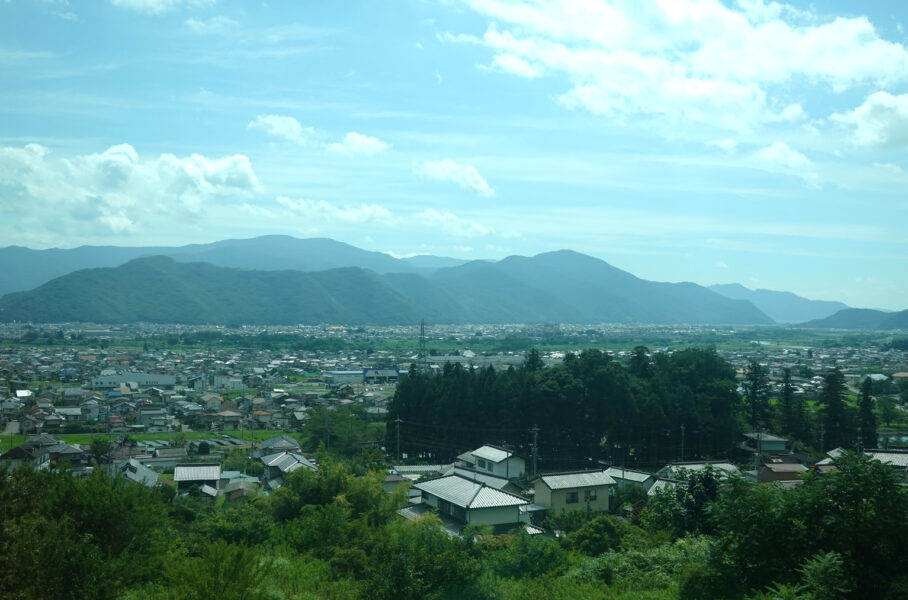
left=2, top=452, right=907, bottom=600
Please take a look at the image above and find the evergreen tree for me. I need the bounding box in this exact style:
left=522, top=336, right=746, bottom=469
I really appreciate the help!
left=859, top=376, right=877, bottom=450
left=742, top=361, right=771, bottom=431
left=819, top=368, right=851, bottom=450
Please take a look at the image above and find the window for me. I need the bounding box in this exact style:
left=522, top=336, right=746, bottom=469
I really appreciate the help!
left=477, top=458, right=487, bottom=469
left=566, top=491, right=579, bottom=504
left=585, top=488, right=597, bottom=501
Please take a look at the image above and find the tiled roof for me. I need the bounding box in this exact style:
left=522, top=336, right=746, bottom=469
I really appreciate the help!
left=415, top=474, right=528, bottom=509
left=540, top=470, right=615, bottom=490
left=174, top=464, right=221, bottom=482
left=472, top=445, right=511, bottom=463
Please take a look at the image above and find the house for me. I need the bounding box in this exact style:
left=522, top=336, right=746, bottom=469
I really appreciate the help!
left=111, top=458, right=159, bottom=487
left=174, top=463, right=221, bottom=494
left=258, top=434, right=301, bottom=456
left=740, top=432, right=789, bottom=455
left=456, top=445, right=525, bottom=479
left=260, top=451, right=318, bottom=490
left=534, top=470, right=615, bottom=514
left=442, top=465, right=525, bottom=496
left=411, top=473, right=530, bottom=531
left=604, top=466, right=656, bottom=491
left=758, top=462, right=808, bottom=483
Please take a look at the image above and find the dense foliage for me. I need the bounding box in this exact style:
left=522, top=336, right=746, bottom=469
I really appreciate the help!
left=388, top=348, right=741, bottom=467
left=1, top=451, right=906, bottom=599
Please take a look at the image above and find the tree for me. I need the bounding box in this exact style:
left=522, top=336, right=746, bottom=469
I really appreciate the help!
left=819, top=368, right=852, bottom=450
left=628, top=345, right=652, bottom=378
left=524, top=348, right=544, bottom=372
left=742, top=361, right=771, bottom=431
left=90, top=438, right=111, bottom=465
left=858, top=377, right=877, bottom=451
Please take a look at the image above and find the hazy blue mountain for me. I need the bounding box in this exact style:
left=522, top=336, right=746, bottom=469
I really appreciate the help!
left=431, top=250, right=772, bottom=324
left=709, top=283, right=849, bottom=323
left=0, top=251, right=773, bottom=326
left=801, top=308, right=908, bottom=330
left=0, top=235, right=463, bottom=297
left=401, top=255, right=470, bottom=270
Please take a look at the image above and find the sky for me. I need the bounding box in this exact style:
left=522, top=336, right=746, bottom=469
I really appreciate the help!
left=1, top=0, right=907, bottom=310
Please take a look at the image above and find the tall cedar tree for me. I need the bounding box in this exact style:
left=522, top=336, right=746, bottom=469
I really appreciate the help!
left=742, top=360, right=771, bottom=431
left=820, top=368, right=852, bottom=450
left=859, top=376, right=877, bottom=450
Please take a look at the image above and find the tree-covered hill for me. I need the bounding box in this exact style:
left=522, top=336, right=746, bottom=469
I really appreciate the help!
left=0, top=251, right=773, bottom=326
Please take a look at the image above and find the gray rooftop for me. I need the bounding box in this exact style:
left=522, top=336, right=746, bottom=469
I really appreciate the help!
left=539, top=470, right=615, bottom=490
left=174, top=463, right=221, bottom=482
left=415, top=474, right=528, bottom=509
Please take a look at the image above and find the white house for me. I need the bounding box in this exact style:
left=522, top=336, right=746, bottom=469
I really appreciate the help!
left=456, top=445, right=525, bottom=479
left=413, top=473, right=529, bottom=529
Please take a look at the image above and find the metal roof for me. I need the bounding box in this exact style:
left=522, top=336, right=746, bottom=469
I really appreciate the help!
left=174, top=464, right=221, bottom=482
left=471, top=445, right=512, bottom=463
left=262, top=451, right=317, bottom=473
left=866, top=451, right=908, bottom=468
left=540, top=471, right=615, bottom=490
left=604, top=467, right=653, bottom=483
left=415, top=474, right=527, bottom=509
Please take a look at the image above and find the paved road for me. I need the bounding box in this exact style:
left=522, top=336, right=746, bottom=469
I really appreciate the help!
left=2, top=420, right=19, bottom=435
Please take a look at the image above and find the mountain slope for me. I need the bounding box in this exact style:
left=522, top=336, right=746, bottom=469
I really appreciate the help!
left=709, top=283, right=848, bottom=323
left=0, top=236, right=462, bottom=297
left=802, top=308, right=908, bottom=330
left=0, top=252, right=774, bottom=326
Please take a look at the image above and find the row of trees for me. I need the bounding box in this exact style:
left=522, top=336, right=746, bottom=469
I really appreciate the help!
left=743, top=361, right=879, bottom=452
left=390, top=348, right=888, bottom=468
left=388, top=348, right=741, bottom=468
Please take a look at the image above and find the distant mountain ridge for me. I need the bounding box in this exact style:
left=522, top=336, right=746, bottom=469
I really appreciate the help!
left=801, top=308, right=908, bottom=331
left=709, top=283, right=849, bottom=323
left=0, top=252, right=774, bottom=326
left=0, top=235, right=468, bottom=297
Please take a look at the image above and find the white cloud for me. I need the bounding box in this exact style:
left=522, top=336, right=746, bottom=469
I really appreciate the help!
left=328, top=132, right=390, bottom=156
left=417, top=208, right=491, bottom=237
left=485, top=54, right=541, bottom=78
left=247, top=114, right=313, bottom=145
left=276, top=196, right=393, bottom=224
left=0, top=142, right=260, bottom=237
left=108, top=0, right=213, bottom=14
left=755, top=141, right=819, bottom=186
left=715, top=260, right=728, bottom=268
left=832, top=92, right=908, bottom=147
left=414, top=159, right=495, bottom=197
left=710, top=138, right=738, bottom=154
left=185, top=16, right=238, bottom=35
left=873, top=162, right=903, bottom=174
left=453, top=0, right=908, bottom=132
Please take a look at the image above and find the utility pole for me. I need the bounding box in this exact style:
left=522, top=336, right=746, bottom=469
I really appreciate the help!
left=530, top=425, right=539, bottom=477
left=395, top=417, right=402, bottom=463
left=680, top=424, right=686, bottom=462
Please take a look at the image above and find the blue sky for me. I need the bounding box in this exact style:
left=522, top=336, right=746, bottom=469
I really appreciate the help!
left=1, top=0, right=906, bottom=310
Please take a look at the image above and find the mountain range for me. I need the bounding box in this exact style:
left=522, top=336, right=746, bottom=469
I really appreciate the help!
left=0, top=235, right=469, bottom=298
left=0, top=236, right=900, bottom=328
left=0, top=248, right=771, bottom=326
left=708, top=283, right=849, bottom=323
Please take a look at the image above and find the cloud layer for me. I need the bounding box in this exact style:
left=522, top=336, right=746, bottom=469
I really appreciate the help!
left=0, top=143, right=260, bottom=238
